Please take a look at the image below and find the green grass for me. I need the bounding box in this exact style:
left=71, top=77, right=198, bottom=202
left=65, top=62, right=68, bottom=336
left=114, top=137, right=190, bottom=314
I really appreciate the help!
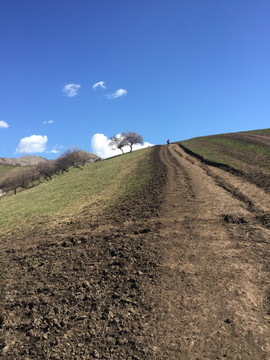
left=205, top=137, right=270, bottom=156
left=179, top=128, right=270, bottom=170
left=179, top=137, right=239, bottom=168
left=0, top=148, right=154, bottom=238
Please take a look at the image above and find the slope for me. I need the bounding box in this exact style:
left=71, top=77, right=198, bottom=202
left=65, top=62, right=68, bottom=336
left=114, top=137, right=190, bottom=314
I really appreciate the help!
left=150, top=144, right=270, bottom=359
left=0, top=132, right=270, bottom=359
left=180, top=128, right=270, bottom=192
left=0, top=146, right=165, bottom=359
left=0, top=148, right=153, bottom=239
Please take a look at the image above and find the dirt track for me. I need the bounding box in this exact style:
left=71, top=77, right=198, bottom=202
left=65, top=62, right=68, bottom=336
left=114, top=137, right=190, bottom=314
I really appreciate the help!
left=152, top=145, right=270, bottom=359
left=0, top=144, right=270, bottom=359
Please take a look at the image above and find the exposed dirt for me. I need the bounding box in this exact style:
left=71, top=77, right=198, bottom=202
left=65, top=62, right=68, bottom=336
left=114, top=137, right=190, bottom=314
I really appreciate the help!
left=150, top=145, right=270, bottom=359
left=1, top=144, right=270, bottom=359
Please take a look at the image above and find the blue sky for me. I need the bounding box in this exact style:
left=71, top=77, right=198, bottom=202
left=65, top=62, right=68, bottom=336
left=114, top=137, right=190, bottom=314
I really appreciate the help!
left=1, top=0, right=269, bottom=158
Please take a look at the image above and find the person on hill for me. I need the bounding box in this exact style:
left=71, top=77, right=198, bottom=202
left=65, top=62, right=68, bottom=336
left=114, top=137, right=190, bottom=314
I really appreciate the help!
left=167, top=139, right=170, bottom=145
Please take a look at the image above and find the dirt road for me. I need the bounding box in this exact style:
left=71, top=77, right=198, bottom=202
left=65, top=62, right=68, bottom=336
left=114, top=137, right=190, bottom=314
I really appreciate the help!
left=151, top=144, right=270, bottom=359
left=0, top=144, right=269, bottom=359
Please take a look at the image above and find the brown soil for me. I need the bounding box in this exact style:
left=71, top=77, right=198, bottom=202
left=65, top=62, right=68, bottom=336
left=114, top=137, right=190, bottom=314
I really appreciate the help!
left=1, top=145, right=270, bottom=359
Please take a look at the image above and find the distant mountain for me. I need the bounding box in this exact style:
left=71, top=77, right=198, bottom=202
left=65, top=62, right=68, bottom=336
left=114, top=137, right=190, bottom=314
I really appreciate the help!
left=0, top=155, right=49, bottom=166
left=0, top=151, right=99, bottom=166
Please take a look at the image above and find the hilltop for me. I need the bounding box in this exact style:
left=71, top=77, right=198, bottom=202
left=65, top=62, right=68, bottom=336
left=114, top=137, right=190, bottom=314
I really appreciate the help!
left=0, top=130, right=269, bottom=359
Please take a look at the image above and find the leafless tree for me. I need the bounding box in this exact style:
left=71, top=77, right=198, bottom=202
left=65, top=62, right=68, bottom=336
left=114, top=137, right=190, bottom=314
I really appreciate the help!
left=0, top=174, right=15, bottom=194
left=36, top=161, right=57, bottom=180
left=55, top=148, right=90, bottom=173
left=54, top=152, right=71, bottom=174
left=123, top=131, right=143, bottom=152
left=109, top=135, right=128, bottom=154
left=0, top=168, right=38, bottom=194
left=66, top=149, right=89, bottom=169
left=0, top=148, right=91, bottom=195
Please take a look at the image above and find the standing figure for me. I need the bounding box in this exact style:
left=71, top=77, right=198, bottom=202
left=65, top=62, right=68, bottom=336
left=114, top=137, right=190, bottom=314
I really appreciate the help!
left=167, top=139, right=170, bottom=145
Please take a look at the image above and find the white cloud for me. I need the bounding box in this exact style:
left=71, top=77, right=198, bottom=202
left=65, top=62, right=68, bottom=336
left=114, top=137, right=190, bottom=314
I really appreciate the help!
left=106, top=88, right=127, bottom=99
left=16, top=135, right=48, bottom=154
left=46, top=144, right=64, bottom=154
left=43, top=120, right=54, bottom=125
left=93, top=81, right=106, bottom=90
left=63, top=83, right=81, bottom=97
left=91, top=133, right=154, bottom=159
left=0, top=121, right=9, bottom=128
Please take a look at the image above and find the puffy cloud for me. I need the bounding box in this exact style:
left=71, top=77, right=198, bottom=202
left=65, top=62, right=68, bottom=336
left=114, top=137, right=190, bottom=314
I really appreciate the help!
left=16, top=135, right=48, bottom=154
left=91, top=133, right=154, bottom=159
left=93, top=81, right=106, bottom=90
left=43, top=120, right=54, bottom=125
left=63, top=83, right=81, bottom=97
left=91, top=133, right=116, bottom=159
left=0, top=120, right=9, bottom=128
left=106, top=88, right=127, bottom=99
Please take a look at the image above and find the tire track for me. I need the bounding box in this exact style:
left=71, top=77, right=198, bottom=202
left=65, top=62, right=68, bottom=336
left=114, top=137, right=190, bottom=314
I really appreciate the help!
left=150, top=144, right=270, bottom=359
left=179, top=144, right=270, bottom=230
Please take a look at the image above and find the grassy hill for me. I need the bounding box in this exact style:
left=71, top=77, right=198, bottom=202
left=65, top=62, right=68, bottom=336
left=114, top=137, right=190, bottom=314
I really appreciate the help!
left=0, top=148, right=154, bottom=238
left=179, top=128, right=270, bottom=191
left=1, top=130, right=269, bottom=359
left=1, top=128, right=269, bottom=238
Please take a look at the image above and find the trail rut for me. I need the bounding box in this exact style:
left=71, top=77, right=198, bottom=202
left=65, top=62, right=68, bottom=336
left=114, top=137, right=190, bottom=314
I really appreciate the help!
left=0, top=144, right=269, bottom=359
left=150, top=144, right=270, bottom=359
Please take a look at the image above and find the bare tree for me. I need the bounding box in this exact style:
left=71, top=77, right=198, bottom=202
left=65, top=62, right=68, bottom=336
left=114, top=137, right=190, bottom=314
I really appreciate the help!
left=0, top=168, right=37, bottom=194
left=67, top=149, right=89, bottom=169
left=36, top=161, right=57, bottom=181
left=0, top=148, right=92, bottom=195
left=109, top=135, right=128, bottom=154
left=55, top=148, right=90, bottom=173
left=123, top=131, right=143, bottom=152
left=54, top=151, right=71, bottom=174
left=0, top=173, right=17, bottom=194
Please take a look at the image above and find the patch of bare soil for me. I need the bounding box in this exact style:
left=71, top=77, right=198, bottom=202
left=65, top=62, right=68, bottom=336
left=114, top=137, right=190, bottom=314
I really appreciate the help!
left=1, top=144, right=270, bottom=359
left=150, top=145, right=270, bottom=359
left=0, top=147, right=166, bottom=360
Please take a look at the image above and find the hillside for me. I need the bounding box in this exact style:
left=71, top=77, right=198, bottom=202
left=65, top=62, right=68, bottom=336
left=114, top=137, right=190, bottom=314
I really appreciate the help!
left=180, top=128, right=270, bottom=192
left=0, top=132, right=269, bottom=359
left=0, top=148, right=153, bottom=237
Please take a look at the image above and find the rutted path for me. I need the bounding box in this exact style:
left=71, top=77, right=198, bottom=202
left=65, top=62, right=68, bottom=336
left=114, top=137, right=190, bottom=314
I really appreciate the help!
left=150, top=144, right=270, bottom=359
left=0, top=144, right=269, bottom=359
